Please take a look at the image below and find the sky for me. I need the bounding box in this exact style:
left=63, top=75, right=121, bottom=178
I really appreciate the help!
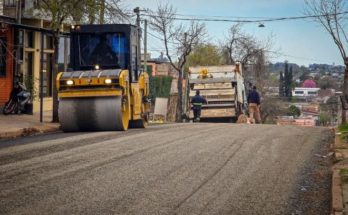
left=124, top=0, right=347, bottom=67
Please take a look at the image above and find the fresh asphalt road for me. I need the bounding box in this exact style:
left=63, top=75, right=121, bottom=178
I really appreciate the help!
left=0, top=123, right=333, bottom=215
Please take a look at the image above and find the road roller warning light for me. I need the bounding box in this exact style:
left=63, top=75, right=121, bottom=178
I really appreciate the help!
left=57, top=24, right=150, bottom=132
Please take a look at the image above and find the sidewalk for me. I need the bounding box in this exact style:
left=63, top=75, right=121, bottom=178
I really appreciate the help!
left=0, top=111, right=60, bottom=140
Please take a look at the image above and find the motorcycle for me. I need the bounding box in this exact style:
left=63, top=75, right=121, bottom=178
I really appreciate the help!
left=2, top=82, right=31, bottom=115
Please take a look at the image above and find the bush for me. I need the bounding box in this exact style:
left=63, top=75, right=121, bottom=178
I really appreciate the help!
left=339, top=123, right=348, bottom=132
left=287, top=105, right=301, bottom=117
left=149, top=76, right=173, bottom=101
left=319, top=112, right=330, bottom=126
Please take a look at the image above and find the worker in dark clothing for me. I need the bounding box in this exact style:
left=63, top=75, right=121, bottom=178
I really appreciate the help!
left=247, top=86, right=261, bottom=123
left=191, top=90, right=207, bottom=122
left=90, top=35, right=118, bottom=65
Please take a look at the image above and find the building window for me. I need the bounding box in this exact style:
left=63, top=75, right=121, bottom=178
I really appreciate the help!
left=44, top=35, right=53, bottom=49
left=26, top=31, right=34, bottom=48
left=41, top=54, right=53, bottom=97
left=33, top=0, right=41, bottom=8
left=26, top=52, right=33, bottom=77
left=0, top=37, right=7, bottom=77
left=4, top=0, right=16, bottom=7
left=4, top=0, right=24, bottom=7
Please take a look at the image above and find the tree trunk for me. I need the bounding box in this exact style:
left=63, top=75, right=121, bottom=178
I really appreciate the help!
left=342, top=65, right=348, bottom=124
left=176, top=69, right=183, bottom=122
left=52, top=35, right=60, bottom=122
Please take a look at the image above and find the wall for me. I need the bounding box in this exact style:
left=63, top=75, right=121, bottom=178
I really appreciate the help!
left=0, top=27, right=14, bottom=106
left=21, top=29, right=54, bottom=113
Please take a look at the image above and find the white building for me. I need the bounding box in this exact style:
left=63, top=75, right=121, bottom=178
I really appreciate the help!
left=292, top=87, right=320, bottom=97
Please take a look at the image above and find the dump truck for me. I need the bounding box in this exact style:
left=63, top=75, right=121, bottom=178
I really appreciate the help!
left=186, top=65, right=247, bottom=121
left=57, top=24, right=150, bottom=131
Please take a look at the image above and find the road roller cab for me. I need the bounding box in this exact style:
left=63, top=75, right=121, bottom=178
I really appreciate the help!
left=57, top=24, right=150, bottom=131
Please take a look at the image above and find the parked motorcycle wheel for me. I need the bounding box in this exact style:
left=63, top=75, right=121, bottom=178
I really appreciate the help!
left=2, top=99, right=18, bottom=115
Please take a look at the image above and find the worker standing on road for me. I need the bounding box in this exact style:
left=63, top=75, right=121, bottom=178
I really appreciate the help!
left=247, top=86, right=261, bottom=124
left=191, top=90, right=207, bottom=122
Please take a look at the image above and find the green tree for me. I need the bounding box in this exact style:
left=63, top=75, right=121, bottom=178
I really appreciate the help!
left=186, top=44, right=221, bottom=67
left=287, top=105, right=301, bottom=117
left=279, top=71, right=284, bottom=97
left=284, top=61, right=293, bottom=98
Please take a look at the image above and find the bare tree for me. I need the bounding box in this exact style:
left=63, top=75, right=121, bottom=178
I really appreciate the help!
left=72, top=0, right=130, bottom=24
left=221, top=24, right=273, bottom=77
left=221, top=24, right=257, bottom=65
left=260, top=97, right=284, bottom=123
left=254, top=49, right=268, bottom=96
left=305, top=0, right=348, bottom=123
left=221, top=24, right=243, bottom=64
left=149, top=2, right=206, bottom=121
left=38, top=0, right=83, bottom=122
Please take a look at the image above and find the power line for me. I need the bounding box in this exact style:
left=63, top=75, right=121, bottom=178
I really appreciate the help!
left=142, top=11, right=348, bottom=23
left=146, top=24, right=333, bottom=63
left=147, top=31, right=180, bottom=45
left=168, top=13, right=274, bottom=20
left=266, top=50, right=330, bottom=63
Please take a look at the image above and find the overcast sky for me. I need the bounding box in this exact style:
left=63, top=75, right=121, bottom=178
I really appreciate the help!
left=125, top=0, right=346, bottom=66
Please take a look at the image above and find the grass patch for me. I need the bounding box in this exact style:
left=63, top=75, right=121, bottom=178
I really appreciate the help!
left=334, top=158, right=344, bottom=164
left=340, top=133, right=348, bottom=143
left=339, top=124, right=348, bottom=132
left=338, top=124, right=348, bottom=142
left=340, top=169, right=348, bottom=175
left=340, top=169, right=348, bottom=183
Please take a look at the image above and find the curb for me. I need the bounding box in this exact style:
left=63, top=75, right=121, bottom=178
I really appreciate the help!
left=0, top=124, right=60, bottom=140
left=332, top=129, right=346, bottom=214
left=332, top=168, right=343, bottom=213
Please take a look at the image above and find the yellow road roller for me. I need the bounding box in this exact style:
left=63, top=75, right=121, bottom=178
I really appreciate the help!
left=57, top=24, right=150, bottom=131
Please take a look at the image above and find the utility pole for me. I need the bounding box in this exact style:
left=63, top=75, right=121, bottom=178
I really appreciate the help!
left=143, top=19, right=147, bottom=74
left=134, top=7, right=141, bottom=81
left=15, top=0, right=22, bottom=78
left=178, top=32, right=187, bottom=122
left=40, top=33, right=44, bottom=122
left=16, top=0, right=21, bottom=24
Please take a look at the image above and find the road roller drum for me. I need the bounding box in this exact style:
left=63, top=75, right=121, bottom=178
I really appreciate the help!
left=59, top=97, right=129, bottom=131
